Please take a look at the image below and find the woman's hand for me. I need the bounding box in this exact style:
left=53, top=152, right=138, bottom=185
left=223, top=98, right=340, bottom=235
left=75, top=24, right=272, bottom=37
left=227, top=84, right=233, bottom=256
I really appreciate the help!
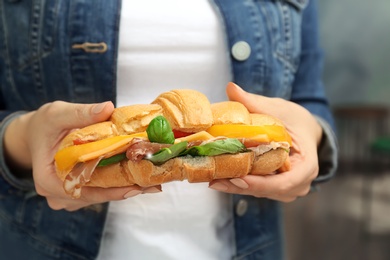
left=4, top=101, right=160, bottom=211
left=209, top=82, right=323, bottom=202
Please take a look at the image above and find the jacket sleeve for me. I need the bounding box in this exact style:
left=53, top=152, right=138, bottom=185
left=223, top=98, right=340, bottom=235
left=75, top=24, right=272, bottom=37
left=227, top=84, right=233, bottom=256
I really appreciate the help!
left=291, top=0, right=338, bottom=184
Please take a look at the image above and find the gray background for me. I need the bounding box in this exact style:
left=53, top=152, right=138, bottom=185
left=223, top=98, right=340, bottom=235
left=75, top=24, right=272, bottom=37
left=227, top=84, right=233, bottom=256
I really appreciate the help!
left=319, top=0, right=390, bottom=106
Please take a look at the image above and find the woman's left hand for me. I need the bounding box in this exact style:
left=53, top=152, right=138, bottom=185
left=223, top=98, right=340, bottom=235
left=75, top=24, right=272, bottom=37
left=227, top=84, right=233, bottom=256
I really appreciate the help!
left=209, top=82, right=323, bottom=202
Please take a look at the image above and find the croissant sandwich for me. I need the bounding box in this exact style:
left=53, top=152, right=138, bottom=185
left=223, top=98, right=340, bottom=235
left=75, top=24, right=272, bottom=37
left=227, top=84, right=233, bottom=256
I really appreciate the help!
left=54, top=89, right=292, bottom=198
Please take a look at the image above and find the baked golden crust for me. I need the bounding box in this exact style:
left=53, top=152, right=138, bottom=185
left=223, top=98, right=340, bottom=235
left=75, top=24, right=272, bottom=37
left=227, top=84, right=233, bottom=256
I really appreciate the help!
left=250, top=113, right=284, bottom=127
left=211, top=101, right=251, bottom=125
left=251, top=149, right=289, bottom=175
left=152, top=89, right=213, bottom=132
left=58, top=121, right=118, bottom=150
left=110, top=104, right=163, bottom=135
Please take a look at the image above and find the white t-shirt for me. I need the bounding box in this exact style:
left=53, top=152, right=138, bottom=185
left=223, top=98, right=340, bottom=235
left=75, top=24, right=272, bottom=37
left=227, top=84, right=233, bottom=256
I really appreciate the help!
left=97, top=1, right=233, bottom=260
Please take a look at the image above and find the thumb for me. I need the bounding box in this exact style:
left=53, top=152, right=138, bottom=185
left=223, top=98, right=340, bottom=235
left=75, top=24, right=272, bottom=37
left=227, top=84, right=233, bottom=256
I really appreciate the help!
left=226, top=82, right=248, bottom=103
left=50, top=101, right=115, bottom=130
left=226, top=82, right=273, bottom=114
left=225, top=82, right=298, bottom=123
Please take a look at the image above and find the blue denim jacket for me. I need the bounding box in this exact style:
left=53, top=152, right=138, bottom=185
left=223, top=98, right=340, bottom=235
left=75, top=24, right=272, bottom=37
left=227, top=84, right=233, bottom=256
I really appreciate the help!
left=0, top=0, right=337, bottom=259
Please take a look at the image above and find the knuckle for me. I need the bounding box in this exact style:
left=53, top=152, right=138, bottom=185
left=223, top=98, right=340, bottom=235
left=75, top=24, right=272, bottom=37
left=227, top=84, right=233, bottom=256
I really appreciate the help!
left=298, top=186, right=311, bottom=197
left=254, top=193, right=266, bottom=198
left=46, top=198, right=65, bottom=211
left=74, top=104, right=87, bottom=122
left=282, top=197, right=297, bottom=203
left=46, top=198, right=84, bottom=211
left=40, top=101, right=65, bottom=119
left=64, top=205, right=84, bottom=212
left=278, top=181, right=294, bottom=195
left=35, top=184, right=49, bottom=198
left=310, top=164, right=320, bottom=181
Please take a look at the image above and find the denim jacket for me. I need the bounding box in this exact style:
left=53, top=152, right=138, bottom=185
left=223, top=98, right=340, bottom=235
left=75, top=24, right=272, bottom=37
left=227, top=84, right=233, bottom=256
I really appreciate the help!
left=0, top=0, right=337, bottom=259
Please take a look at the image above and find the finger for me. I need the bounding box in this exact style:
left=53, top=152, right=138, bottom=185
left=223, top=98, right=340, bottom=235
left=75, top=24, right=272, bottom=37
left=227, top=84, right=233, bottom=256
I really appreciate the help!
left=45, top=196, right=94, bottom=211
left=240, top=154, right=317, bottom=195
left=226, top=82, right=277, bottom=114
left=46, top=101, right=115, bottom=130
left=142, top=185, right=163, bottom=194
left=45, top=184, right=155, bottom=211
left=210, top=176, right=303, bottom=202
left=80, top=185, right=143, bottom=203
left=45, top=186, right=144, bottom=211
left=46, top=196, right=110, bottom=212
left=210, top=159, right=315, bottom=200
left=79, top=184, right=162, bottom=204
left=243, top=174, right=311, bottom=199
left=225, top=82, right=305, bottom=123
left=208, top=177, right=297, bottom=203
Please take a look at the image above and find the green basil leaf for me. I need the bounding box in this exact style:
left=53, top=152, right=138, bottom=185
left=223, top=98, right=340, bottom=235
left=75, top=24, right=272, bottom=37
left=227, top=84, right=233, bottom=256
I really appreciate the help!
left=146, top=115, right=175, bottom=144
left=184, top=138, right=246, bottom=156
left=146, top=141, right=188, bottom=165
left=97, top=153, right=127, bottom=167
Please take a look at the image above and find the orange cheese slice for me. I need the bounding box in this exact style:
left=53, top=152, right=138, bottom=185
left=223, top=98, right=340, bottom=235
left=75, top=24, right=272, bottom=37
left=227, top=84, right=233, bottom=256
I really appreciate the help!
left=206, top=125, right=292, bottom=145
left=55, top=132, right=147, bottom=172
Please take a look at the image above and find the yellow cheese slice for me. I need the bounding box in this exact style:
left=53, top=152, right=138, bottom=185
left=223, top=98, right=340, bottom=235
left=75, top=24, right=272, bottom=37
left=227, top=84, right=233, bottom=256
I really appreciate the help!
left=175, top=131, right=214, bottom=143
left=55, top=132, right=147, bottom=172
left=206, top=125, right=292, bottom=145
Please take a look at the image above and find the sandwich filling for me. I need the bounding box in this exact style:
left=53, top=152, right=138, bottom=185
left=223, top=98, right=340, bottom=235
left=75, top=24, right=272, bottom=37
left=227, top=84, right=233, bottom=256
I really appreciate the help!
left=55, top=115, right=291, bottom=198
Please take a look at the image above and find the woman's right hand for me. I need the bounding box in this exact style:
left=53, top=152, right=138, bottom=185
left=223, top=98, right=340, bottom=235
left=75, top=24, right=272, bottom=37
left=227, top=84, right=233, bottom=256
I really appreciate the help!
left=4, top=101, right=160, bottom=211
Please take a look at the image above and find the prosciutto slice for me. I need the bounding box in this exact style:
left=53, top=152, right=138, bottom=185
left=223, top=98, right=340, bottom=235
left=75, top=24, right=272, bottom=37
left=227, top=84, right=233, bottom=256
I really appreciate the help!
left=63, top=157, right=102, bottom=198
left=126, top=141, right=171, bottom=162
left=248, top=141, right=290, bottom=156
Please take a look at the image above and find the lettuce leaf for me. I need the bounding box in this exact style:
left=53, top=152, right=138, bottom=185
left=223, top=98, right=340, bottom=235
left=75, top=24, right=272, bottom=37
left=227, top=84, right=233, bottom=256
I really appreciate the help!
left=146, top=141, right=188, bottom=165
left=183, top=138, right=247, bottom=156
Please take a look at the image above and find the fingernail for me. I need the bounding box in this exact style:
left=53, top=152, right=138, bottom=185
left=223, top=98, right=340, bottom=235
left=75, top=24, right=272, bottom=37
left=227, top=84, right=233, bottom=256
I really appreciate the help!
left=143, top=187, right=162, bottom=194
left=209, top=182, right=228, bottom=191
left=230, top=178, right=249, bottom=189
left=124, top=189, right=142, bottom=199
left=92, top=102, right=107, bottom=114
left=228, top=82, right=244, bottom=92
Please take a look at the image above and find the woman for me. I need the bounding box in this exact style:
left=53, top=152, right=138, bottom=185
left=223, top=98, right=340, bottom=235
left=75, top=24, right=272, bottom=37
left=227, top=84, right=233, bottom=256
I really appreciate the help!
left=0, top=0, right=337, bottom=259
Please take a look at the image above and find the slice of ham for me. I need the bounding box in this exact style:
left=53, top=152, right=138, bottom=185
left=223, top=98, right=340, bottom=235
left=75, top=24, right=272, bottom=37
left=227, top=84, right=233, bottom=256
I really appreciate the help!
left=248, top=141, right=290, bottom=156
left=63, top=157, right=102, bottom=198
left=126, top=141, right=171, bottom=162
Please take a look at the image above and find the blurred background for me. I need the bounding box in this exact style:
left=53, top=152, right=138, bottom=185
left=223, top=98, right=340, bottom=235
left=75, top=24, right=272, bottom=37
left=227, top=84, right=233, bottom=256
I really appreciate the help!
left=284, top=1, right=390, bottom=260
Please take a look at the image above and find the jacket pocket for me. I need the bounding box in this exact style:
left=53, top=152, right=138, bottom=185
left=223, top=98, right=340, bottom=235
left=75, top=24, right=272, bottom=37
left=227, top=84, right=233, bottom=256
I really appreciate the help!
left=251, top=0, right=306, bottom=99
left=0, top=0, right=58, bottom=70
left=259, top=0, right=305, bottom=72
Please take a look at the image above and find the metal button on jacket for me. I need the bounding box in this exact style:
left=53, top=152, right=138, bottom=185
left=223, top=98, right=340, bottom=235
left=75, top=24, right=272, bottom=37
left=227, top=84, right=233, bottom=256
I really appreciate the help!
left=231, top=41, right=251, bottom=61
left=235, top=199, right=248, bottom=216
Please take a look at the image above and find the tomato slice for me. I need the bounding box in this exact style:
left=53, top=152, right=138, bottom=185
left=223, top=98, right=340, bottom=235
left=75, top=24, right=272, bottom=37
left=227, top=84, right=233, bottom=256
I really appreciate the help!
left=73, top=139, right=92, bottom=145
left=173, top=130, right=193, bottom=138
